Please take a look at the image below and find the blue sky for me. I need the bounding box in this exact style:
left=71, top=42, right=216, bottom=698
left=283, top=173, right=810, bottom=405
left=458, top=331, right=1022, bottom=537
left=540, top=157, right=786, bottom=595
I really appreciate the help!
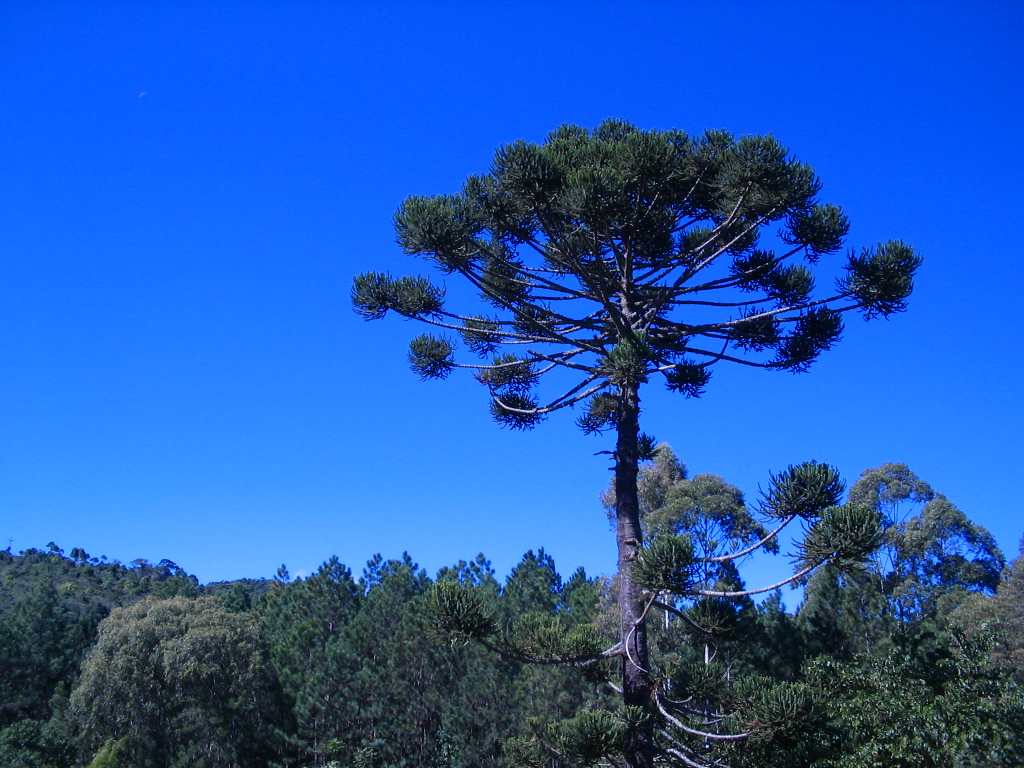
left=1, top=2, right=1021, bottom=590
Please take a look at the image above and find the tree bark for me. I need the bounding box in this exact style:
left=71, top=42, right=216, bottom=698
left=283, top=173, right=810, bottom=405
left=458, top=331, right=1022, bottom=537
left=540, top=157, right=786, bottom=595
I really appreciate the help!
left=615, top=381, right=654, bottom=768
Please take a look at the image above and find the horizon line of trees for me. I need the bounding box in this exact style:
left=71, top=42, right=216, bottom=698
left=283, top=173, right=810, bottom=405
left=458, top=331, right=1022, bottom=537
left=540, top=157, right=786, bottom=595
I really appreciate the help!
left=1, top=460, right=1022, bottom=768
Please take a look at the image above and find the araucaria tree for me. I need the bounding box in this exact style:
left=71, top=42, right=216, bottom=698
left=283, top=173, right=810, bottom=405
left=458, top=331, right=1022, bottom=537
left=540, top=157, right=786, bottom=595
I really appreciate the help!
left=352, top=120, right=920, bottom=768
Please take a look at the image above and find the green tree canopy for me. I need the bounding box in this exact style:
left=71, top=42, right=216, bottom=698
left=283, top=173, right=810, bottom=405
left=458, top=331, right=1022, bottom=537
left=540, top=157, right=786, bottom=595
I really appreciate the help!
left=952, top=535, right=1024, bottom=679
left=811, top=629, right=1024, bottom=768
left=848, top=462, right=935, bottom=525
left=68, top=596, right=287, bottom=768
left=849, top=463, right=1004, bottom=620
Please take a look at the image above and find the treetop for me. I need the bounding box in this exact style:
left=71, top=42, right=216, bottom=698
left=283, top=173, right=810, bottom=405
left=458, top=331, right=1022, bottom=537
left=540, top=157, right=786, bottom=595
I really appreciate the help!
left=353, top=119, right=921, bottom=431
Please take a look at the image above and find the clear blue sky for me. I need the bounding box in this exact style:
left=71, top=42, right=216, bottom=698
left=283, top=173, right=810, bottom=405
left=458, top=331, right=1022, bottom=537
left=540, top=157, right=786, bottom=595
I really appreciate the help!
left=1, top=2, right=1021, bottom=589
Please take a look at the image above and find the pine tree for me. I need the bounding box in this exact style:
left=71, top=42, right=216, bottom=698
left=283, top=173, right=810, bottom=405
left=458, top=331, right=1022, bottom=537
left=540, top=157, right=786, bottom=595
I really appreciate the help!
left=354, top=119, right=920, bottom=768
left=259, top=557, right=362, bottom=763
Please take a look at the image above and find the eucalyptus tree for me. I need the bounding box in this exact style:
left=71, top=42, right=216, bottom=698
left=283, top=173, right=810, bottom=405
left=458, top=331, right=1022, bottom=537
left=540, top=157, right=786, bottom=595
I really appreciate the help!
left=353, top=119, right=920, bottom=768
left=954, top=537, right=1024, bottom=678
left=848, top=464, right=1004, bottom=621
left=69, top=597, right=287, bottom=768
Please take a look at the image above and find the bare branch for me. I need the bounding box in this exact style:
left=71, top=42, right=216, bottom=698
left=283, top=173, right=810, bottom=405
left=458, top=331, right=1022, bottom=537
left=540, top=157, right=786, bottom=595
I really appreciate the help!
left=525, top=347, right=601, bottom=374
left=655, top=689, right=749, bottom=741
left=698, top=515, right=797, bottom=563
left=652, top=601, right=713, bottom=636
left=663, top=746, right=714, bottom=768
left=478, top=637, right=622, bottom=667
left=491, top=381, right=606, bottom=416
left=454, top=267, right=608, bottom=350
left=696, top=562, right=818, bottom=598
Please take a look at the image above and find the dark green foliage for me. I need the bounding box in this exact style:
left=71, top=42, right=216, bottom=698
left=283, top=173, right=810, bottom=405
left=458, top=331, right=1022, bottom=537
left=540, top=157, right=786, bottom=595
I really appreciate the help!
left=848, top=463, right=1004, bottom=620
left=797, top=504, right=883, bottom=572
left=0, top=523, right=1020, bottom=768
left=740, top=592, right=806, bottom=681
left=794, top=464, right=1006, bottom=677
left=662, top=362, right=712, bottom=398
left=408, top=333, right=457, bottom=380
left=475, top=354, right=537, bottom=393
left=203, top=577, right=273, bottom=610
left=781, top=202, right=849, bottom=259
left=460, top=316, right=503, bottom=357
left=575, top=393, right=619, bottom=434
left=0, top=547, right=214, bottom=736
left=501, top=549, right=562, bottom=616
left=772, top=307, right=843, bottom=373
left=84, top=737, right=126, bottom=768
left=0, top=544, right=602, bottom=768
left=394, top=195, right=482, bottom=273
left=593, top=449, right=909, bottom=766
left=255, top=550, right=611, bottom=768
left=952, top=537, right=1024, bottom=678
left=68, top=596, right=288, bottom=768
left=3, top=486, right=1016, bottom=768
left=503, top=614, right=605, bottom=662
left=560, top=568, right=601, bottom=624
left=501, top=734, right=545, bottom=768
left=605, top=452, right=1020, bottom=768
left=848, top=462, right=935, bottom=523
left=0, top=719, right=75, bottom=768
left=797, top=566, right=892, bottom=660
left=729, top=308, right=782, bottom=352
left=489, top=393, right=544, bottom=429
left=838, top=240, right=922, bottom=319
left=425, top=582, right=497, bottom=643
left=603, top=444, right=769, bottom=558
left=810, top=631, right=1024, bottom=767
left=886, top=496, right=1004, bottom=617
left=731, top=676, right=823, bottom=748
left=0, top=546, right=283, bottom=768
left=546, top=709, right=627, bottom=766
left=0, top=547, right=200, bottom=616
left=623, top=444, right=686, bottom=523
left=354, top=119, right=920, bottom=428
left=258, top=556, right=361, bottom=762
left=0, top=548, right=201, bottom=741
left=632, top=535, right=695, bottom=594
left=323, top=555, right=452, bottom=768
left=760, top=461, right=845, bottom=519
left=351, top=273, right=445, bottom=320
left=221, top=582, right=252, bottom=612
left=0, top=582, right=94, bottom=727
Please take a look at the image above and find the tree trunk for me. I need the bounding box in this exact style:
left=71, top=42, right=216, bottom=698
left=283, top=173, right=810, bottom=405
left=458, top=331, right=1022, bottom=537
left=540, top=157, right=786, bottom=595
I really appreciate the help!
left=615, top=381, right=654, bottom=768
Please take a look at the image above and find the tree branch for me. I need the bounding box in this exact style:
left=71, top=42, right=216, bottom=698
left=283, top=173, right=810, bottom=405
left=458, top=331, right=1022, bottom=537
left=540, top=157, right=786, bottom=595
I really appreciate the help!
left=698, top=515, right=797, bottom=563
left=478, top=637, right=622, bottom=666
left=655, top=689, right=749, bottom=741
left=696, top=562, right=819, bottom=598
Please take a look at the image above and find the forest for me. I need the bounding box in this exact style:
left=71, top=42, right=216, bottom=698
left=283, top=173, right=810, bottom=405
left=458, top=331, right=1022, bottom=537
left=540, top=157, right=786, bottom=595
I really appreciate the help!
left=1, top=456, right=1021, bottom=768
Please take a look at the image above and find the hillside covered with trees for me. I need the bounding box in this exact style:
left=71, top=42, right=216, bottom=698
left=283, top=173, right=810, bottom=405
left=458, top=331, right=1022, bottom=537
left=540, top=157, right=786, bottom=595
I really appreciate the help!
left=1, top=459, right=1021, bottom=768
